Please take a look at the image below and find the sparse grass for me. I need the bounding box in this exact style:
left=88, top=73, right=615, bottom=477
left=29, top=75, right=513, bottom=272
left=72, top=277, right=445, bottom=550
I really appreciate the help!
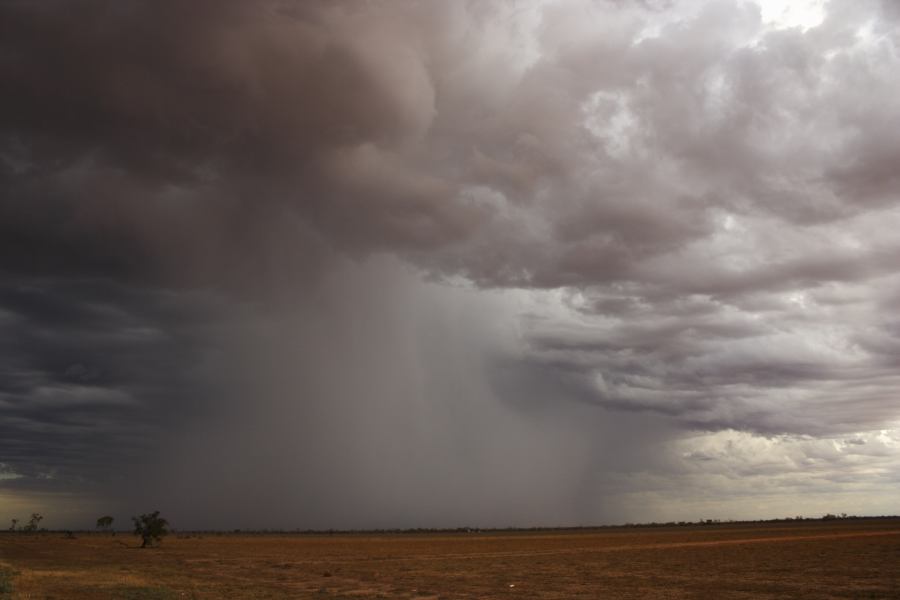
left=106, top=585, right=179, bottom=599
left=0, top=566, right=16, bottom=598
left=1, top=521, right=899, bottom=598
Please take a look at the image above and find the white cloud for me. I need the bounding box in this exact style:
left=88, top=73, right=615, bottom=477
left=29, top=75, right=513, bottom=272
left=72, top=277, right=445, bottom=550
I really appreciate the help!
left=755, top=0, right=826, bottom=30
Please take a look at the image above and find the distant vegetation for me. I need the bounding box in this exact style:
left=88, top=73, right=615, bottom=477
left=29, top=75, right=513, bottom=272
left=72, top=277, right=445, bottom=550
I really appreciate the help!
left=96, top=515, right=114, bottom=534
left=1, top=511, right=895, bottom=537
left=185, top=513, right=899, bottom=535
left=132, top=511, right=169, bottom=548
left=5, top=514, right=43, bottom=533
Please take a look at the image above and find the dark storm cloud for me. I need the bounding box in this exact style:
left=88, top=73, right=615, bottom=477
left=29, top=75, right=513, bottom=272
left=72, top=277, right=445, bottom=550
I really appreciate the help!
left=3, top=0, right=896, bottom=287
left=0, top=0, right=485, bottom=284
left=2, top=0, right=900, bottom=526
left=0, top=277, right=225, bottom=493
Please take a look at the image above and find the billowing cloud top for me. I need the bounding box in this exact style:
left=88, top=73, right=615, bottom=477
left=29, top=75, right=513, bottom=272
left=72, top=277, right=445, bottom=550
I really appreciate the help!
left=1, top=0, right=899, bottom=528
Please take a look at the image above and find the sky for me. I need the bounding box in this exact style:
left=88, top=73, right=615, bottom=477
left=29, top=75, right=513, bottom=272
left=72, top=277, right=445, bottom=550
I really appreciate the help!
left=1, top=0, right=899, bottom=530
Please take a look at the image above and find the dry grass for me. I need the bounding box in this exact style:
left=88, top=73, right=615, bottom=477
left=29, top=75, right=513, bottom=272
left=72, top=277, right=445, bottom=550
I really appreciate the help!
left=2, top=519, right=899, bottom=598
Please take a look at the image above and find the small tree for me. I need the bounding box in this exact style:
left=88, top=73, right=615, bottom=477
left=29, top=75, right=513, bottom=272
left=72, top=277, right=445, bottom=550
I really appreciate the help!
left=132, top=511, right=169, bottom=548
left=8, top=518, right=18, bottom=531
left=22, top=513, right=43, bottom=533
left=96, top=515, right=114, bottom=533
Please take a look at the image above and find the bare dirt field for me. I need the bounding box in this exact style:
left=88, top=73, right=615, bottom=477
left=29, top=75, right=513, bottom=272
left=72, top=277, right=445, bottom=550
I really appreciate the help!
left=2, top=519, right=899, bottom=599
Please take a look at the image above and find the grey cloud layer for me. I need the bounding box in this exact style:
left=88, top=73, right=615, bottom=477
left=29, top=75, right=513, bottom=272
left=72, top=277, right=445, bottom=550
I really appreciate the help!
left=4, top=0, right=898, bottom=285
left=2, top=0, right=900, bottom=526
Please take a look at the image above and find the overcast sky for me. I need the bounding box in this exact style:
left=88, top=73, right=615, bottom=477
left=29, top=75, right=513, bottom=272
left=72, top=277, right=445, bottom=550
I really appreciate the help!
left=2, top=0, right=899, bottom=530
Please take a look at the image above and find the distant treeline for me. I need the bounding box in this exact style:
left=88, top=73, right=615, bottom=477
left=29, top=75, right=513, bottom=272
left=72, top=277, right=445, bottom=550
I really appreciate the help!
left=6, top=513, right=898, bottom=536
left=212, top=514, right=899, bottom=534
left=621, top=513, right=891, bottom=528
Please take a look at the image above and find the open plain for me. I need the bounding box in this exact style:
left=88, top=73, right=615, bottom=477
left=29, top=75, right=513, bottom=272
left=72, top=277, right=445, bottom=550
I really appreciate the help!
left=2, top=519, right=899, bottom=599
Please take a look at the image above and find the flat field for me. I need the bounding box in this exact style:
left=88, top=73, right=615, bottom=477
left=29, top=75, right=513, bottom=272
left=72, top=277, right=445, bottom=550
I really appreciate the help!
left=2, top=519, right=899, bottom=599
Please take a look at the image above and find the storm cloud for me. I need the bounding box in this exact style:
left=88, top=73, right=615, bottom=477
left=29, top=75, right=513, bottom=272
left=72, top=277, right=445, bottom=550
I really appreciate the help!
left=2, top=0, right=899, bottom=528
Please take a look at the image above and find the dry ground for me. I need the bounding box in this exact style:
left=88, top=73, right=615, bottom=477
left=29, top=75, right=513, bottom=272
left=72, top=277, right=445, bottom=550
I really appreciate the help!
left=2, top=519, right=899, bottom=599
